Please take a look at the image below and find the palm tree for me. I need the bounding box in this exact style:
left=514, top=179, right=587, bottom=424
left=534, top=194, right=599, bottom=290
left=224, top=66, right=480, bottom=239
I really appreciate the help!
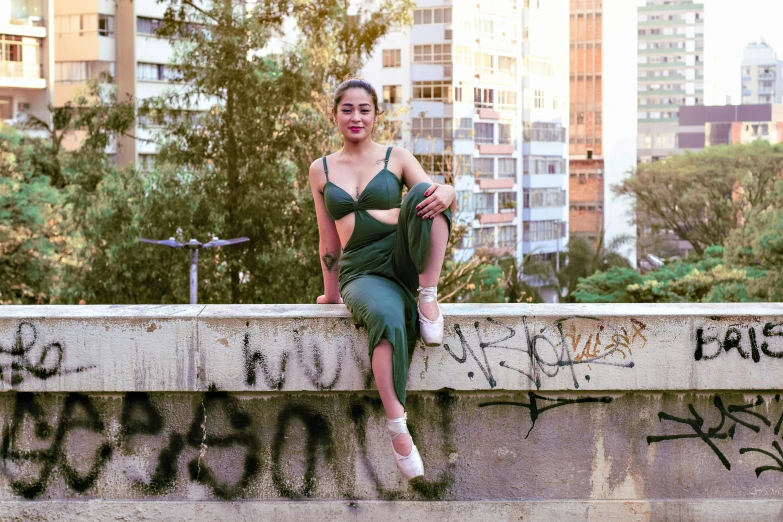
left=556, top=231, right=633, bottom=301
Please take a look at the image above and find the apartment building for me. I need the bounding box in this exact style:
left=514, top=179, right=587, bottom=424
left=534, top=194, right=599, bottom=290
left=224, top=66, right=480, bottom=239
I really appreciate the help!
left=636, top=0, right=704, bottom=162
left=569, top=0, right=637, bottom=265
left=741, top=41, right=783, bottom=105
left=53, top=0, right=180, bottom=166
left=0, top=0, right=53, bottom=124
left=521, top=0, right=569, bottom=279
left=361, top=0, right=570, bottom=286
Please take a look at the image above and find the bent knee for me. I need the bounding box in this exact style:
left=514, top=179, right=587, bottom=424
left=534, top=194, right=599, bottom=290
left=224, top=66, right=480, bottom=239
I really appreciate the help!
left=402, top=182, right=432, bottom=209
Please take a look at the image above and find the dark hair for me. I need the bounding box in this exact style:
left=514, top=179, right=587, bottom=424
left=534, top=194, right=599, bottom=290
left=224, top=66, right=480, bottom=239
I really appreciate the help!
left=333, top=78, right=379, bottom=114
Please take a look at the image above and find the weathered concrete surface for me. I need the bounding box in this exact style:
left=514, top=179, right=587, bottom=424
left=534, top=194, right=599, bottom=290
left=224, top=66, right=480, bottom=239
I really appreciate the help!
left=1, top=304, right=783, bottom=520
left=1, top=500, right=783, bottom=522
left=2, top=303, right=782, bottom=392
left=2, top=390, right=783, bottom=504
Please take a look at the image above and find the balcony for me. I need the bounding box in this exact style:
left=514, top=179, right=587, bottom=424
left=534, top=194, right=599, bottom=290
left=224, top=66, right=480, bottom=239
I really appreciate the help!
left=0, top=60, right=45, bottom=89
left=2, top=0, right=44, bottom=27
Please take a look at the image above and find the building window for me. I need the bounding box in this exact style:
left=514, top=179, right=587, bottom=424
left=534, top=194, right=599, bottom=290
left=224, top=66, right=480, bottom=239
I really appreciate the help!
left=474, top=194, right=494, bottom=215
left=524, top=122, right=566, bottom=142
left=412, top=81, right=452, bottom=101
left=411, top=117, right=453, bottom=139
left=474, top=123, right=494, bottom=144
left=455, top=117, right=473, bottom=139
left=498, top=158, right=516, bottom=178
left=498, top=225, right=517, bottom=247
left=474, top=87, right=494, bottom=108
left=473, top=157, right=494, bottom=178
left=55, top=61, right=115, bottom=83
left=382, top=49, right=401, bottom=68
left=497, top=56, right=516, bottom=76
left=475, top=19, right=494, bottom=39
left=454, top=45, right=472, bottom=66
left=499, top=123, right=513, bottom=144
left=534, top=90, right=544, bottom=109
left=383, top=85, right=402, bottom=104
left=456, top=190, right=474, bottom=212
left=137, top=17, right=163, bottom=36
left=523, top=220, right=565, bottom=242
left=0, top=34, right=24, bottom=65
left=524, top=188, right=565, bottom=208
left=497, top=90, right=516, bottom=111
left=413, top=7, right=452, bottom=24
left=138, top=154, right=156, bottom=172
left=552, top=96, right=558, bottom=110
left=137, top=62, right=180, bottom=81
left=474, top=52, right=493, bottom=76
left=413, top=44, right=451, bottom=64
left=524, top=156, right=565, bottom=175
left=454, top=155, right=472, bottom=176
left=98, top=15, right=114, bottom=37
left=498, top=191, right=517, bottom=211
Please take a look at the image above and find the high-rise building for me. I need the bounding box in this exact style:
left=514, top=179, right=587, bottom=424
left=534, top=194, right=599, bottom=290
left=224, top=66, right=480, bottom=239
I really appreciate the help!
left=53, top=0, right=183, bottom=167
left=569, top=0, right=637, bottom=264
left=521, top=0, right=570, bottom=291
left=361, top=0, right=570, bottom=293
left=741, top=41, right=783, bottom=105
left=0, top=0, right=54, bottom=124
left=636, top=0, right=704, bottom=163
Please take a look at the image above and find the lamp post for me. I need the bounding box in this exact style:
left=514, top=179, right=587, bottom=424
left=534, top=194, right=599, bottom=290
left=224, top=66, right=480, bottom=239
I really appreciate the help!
left=138, top=236, right=249, bottom=304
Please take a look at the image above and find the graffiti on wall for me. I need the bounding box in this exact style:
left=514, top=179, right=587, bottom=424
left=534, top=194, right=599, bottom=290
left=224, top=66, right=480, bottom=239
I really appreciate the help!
left=0, top=388, right=609, bottom=501
left=0, top=322, right=94, bottom=385
left=443, top=316, right=646, bottom=389
left=695, top=322, right=783, bottom=362
left=647, top=394, right=783, bottom=476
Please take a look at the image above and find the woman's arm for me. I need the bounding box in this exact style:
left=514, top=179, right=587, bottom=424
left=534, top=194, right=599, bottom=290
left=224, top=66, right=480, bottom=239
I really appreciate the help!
left=397, top=148, right=457, bottom=219
left=308, top=159, right=343, bottom=304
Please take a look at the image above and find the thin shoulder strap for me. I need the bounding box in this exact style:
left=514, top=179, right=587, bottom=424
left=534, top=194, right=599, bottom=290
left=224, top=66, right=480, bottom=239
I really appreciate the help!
left=384, top=146, right=393, bottom=168
left=322, top=156, right=329, bottom=181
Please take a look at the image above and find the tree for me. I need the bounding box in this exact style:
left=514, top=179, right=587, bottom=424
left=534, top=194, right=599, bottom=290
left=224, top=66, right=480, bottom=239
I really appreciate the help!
left=616, top=141, right=783, bottom=256
left=67, top=0, right=413, bottom=304
left=0, top=126, right=65, bottom=303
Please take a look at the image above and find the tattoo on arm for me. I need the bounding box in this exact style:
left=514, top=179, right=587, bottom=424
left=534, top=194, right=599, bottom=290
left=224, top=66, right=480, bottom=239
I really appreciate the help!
left=322, top=252, right=338, bottom=273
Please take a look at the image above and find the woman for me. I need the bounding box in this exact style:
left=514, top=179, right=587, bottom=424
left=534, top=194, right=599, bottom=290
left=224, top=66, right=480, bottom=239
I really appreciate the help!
left=309, top=79, right=454, bottom=480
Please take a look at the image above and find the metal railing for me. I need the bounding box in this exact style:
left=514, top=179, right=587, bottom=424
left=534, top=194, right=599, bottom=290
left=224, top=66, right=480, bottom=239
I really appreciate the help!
left=0, top=61, right=42, bottom=79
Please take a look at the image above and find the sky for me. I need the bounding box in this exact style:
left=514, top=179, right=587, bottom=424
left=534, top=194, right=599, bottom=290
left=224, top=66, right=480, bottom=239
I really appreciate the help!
left=703, top=0, right=783, bottom=104
left=636, top=0, right=783, bottom=105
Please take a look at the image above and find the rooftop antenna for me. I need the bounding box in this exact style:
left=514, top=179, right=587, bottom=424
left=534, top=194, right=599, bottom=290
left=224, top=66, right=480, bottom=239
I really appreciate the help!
left=138, top=236, right=249, bottom=304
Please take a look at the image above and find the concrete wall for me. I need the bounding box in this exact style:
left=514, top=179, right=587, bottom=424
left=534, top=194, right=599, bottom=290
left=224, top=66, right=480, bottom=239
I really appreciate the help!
left=1, top=304, right=783, bottom=520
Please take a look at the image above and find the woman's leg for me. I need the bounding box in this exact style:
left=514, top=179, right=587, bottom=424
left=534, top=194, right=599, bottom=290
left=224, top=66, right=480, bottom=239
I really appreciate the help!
left=417, top=213, right=449, bottom=321
left=372, top=339, right=413, bottom=456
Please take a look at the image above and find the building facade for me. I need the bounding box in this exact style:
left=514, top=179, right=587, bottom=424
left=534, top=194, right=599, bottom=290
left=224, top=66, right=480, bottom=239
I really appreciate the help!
left=636, top=0, right=703, bottom=163
left=569, top=0, right=637, bottom=265
left=0, top=0, right=53, bottom=124
left=361, top=0, right=570, bottom=284
left=741, top=42, right=783, bottom=105
left=52, top=0, right=182, bottom=166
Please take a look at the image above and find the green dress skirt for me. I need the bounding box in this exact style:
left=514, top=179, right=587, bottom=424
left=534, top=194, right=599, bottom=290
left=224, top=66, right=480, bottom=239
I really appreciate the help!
left=338, top=182, right=452, bottom=406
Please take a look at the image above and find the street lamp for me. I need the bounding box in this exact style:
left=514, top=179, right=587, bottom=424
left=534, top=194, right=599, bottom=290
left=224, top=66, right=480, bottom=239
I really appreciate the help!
left=138, top=236, right=249, bottom=304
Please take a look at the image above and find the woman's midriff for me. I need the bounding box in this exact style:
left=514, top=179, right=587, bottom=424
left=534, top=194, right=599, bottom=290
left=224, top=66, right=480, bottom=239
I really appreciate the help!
left=335, top=208, right=400, bottom=249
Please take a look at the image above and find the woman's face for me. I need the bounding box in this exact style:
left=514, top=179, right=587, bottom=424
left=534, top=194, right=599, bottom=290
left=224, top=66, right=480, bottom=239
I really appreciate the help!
left=334, top=88, right=377, bottom=142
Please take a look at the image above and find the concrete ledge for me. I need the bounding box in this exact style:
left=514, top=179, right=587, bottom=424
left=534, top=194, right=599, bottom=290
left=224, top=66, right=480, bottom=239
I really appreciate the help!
left=1, top=304, right=782, bottom=392
left=1, top=500, right=782, bottom=522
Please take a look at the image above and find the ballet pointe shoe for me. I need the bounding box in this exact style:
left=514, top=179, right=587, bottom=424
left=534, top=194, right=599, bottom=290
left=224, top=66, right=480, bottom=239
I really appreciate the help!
left=417, top=285, right=443, bottom=346
left=387, top=413, right=424, bottom=480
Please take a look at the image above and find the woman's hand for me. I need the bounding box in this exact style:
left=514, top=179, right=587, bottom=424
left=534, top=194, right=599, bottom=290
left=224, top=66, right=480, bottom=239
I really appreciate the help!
left=317, top=294, right=343, bottom=304
left=416, top=184, right=456, bottom=220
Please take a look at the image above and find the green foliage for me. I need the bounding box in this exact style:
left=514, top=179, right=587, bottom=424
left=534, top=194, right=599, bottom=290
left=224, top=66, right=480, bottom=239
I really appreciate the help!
left=617, top=141, right=783, bottom=256
left=0, top=126, right=66, bottom=303
left=64, top=0, right=413, bottom=304
left=572, top=245, right=770, bottom=304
